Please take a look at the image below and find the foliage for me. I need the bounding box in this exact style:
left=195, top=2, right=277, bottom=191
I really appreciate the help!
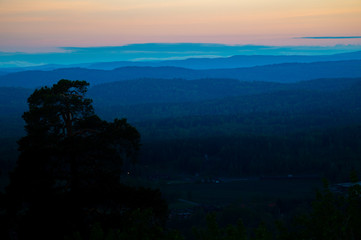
left=193, top=213, right=247, bottom=240
left=191, top=174, right=361, bottom=240
left=193, top=212, right=274, bottom=240
left=139, top=125, right=361, bottom=180
left=0, top=80, right=169, bottom=240
left=278, top=177, right=361, bottom=240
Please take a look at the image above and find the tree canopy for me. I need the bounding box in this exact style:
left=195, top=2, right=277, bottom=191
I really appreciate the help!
left=12, top=79, right=140, bottom=194
left=1, top=79, right=168, bottom=240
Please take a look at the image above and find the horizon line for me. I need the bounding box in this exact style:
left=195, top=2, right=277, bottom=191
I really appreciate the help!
left=296, top=36, right=361, bottom=39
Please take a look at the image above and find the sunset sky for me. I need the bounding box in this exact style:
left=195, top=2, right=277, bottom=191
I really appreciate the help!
left=1, top=0, right=361, bottom=53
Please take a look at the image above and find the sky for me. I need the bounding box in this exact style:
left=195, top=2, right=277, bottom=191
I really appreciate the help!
left=1, top=0, right=361, bottom=52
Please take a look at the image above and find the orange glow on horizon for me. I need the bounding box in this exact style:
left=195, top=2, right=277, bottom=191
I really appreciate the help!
left=1, top=0, right=361, bottom=49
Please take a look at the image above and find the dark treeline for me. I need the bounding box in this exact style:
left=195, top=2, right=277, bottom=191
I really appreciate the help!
left=93, top=77, right=361, bottom=122
left=1, top=77, right=361, bottom=182
left=138, top=124, right=361, bottom=181
left=89, top=77, right=361, bottom=106
left=86, top=77, right=361, bottom=182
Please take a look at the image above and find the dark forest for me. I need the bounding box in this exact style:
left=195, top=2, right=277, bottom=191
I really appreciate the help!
left=1, top=57, right=361, bottom=239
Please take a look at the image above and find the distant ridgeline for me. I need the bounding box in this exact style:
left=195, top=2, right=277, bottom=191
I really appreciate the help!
left=1, top=49, right=361, bottom=72
left=1, top=54, right=361, bottom=180
left=0, top=60, right=361, bottom=88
